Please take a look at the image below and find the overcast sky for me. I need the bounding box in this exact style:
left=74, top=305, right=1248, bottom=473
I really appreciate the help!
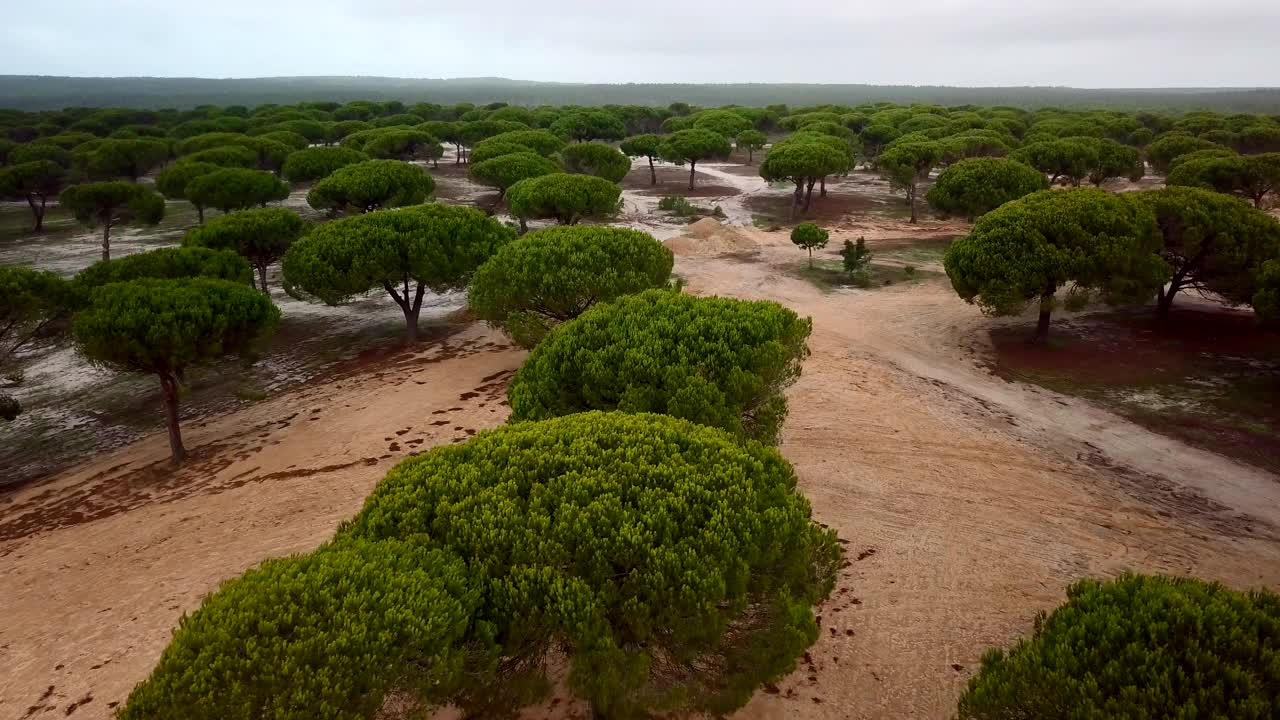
left=4, top=0, right=1278, bottom=87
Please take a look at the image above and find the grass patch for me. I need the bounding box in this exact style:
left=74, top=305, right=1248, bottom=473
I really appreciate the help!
left=789, top=259, right=939, bottom=293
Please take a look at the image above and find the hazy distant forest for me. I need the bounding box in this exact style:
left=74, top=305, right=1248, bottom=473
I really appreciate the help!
left=3, top=75, right=1280, bottom=112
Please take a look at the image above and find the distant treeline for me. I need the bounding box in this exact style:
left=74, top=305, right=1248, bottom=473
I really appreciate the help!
left=2, top=76, right=1280, bottom=113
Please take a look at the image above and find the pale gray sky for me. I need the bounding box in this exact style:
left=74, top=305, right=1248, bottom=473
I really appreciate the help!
left=3, top=0, right=1278, bottom=87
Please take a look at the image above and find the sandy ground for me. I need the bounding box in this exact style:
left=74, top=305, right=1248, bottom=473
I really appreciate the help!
left=3, top=173, right=1280, bottom=719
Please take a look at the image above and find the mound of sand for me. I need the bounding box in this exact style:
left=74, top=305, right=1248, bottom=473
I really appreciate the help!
left=664, top=218, right=758, bottom=257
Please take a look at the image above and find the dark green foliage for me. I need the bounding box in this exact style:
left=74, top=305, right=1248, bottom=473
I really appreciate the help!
left=74, top=138, right=169, bottom=181
left=1079, top=137, right=1144, bottom=186
left=858, top=123, right=902, bottom=160
left=32, top=131, right=97, bottom=150
left=281, top=146, right=369, bottom=183
left=282, top=204, right=513, bottom=341
left=183, top=145, right=259, bottom=168
left=0, top=266, right=66, bottom=374
left=340, top=410, right=839, bottom=718
left=549, top=110, right=626, bottom=142
left=1147, top=133, right=1224, bottom=173
left=790, top=222, right=829, bottom=267
left=1235, top=124, right=1280, bottom=154
left=362, top=130, right=442, bottom=163
left=692, top=109, right=753, bottom=137
left=457, top=120, right=531, bottom=151
left=0, top=394, right=18, bottom=421
left=184, top=168, right=289, bottom=215
left=760, top=135, right=851, bottom=217
left=468, top=152, right=559, bottom=198
left=736, top=128, right=767, bottom=163
left=326, top=120, right=373, bottom=143
left=876, top=141, right=943, bottom=223
left=504, top=173, right=621, bottom=229
left=659, top=129, right=733, bottom=189
left=1008, top=138, right=1098, bottom=186
left=183, top=208, right=305, bottom=292
left=255, top=130, right=310, bottom=151
left=0, top=160, right=66, bottom=231
left=0, top=138, right=16, bottom=164
left=956, top=574, right=1280, bottom=720
left=619, top=134, right=663, bottom=184
left=175, top=132, right=252, bottom=156
left=305, top=160, right=433, bottom=215
left=72, top=278, right=278, bottom=461
left=508, top=290, right=812, bottom=444
left=559, top=141, right=631, bottom=183
left=474, top=129, right=565, bottom=157
left=372, top=113, right=425, bottom=128
left=71, top=246, right=253, bottom=309
left=467, top=141, right=530, bottom=165
left=468, top=226, right=673, bottom=347
left=11, top=142, right=71, bottom=167
left=926, top=157, right=1049, bottom=219
left=118, top=539, right=485, bottom=720
left=60, top=181, right=165, bottom=261
left=1129, top=187, right=1280, bottom=317
left=1167, top=147, right=1237, bottom=171
left=1167, top=153, right=1280, bottom=208
left=252, top=119, right=327, bottom=143
left=943, top=188, right=1167, bottom=341
left=840, top=237, right=872, bottom=275
left=174, top=133, right=290, bottom=172
left=1253, top=260, right=1280, bottom=327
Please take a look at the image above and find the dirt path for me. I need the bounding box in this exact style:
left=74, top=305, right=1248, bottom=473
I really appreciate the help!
left=3, top=229, right=1280, bottom=719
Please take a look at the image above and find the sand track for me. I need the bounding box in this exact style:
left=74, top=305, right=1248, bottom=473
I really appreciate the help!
left=3, top=222, right=1279, bottom=719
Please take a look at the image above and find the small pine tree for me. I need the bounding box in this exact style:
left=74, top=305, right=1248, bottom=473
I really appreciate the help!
left=790, top=222, right=829, bottom=268
left=840, top=236, right=872, bottom=273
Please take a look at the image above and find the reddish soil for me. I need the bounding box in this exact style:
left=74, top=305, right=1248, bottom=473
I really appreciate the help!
left=990, top=306, right=1280, bottom=474
left=621, top=165, right=741, bottom=198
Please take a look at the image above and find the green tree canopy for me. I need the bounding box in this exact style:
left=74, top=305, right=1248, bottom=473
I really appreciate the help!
left=1167, top=153, right=1280, bottom=208
left=60, top=181, right=165, bottom=261
left=659, top=128, right=732, bottom=189
left=252, top=118, right=327, bottom=143
left=508, top=290, right=812, bottom=444
left=1129, top=186, right=1280, bottom=318
left=73, top=138, right=170, bottom=181
left=185, top=168, right=289, bottom=216
left=943, top=188, right=1166, bottom=341
left=1253, top=260, right=1280, bottom=327
left=468, top=226, right=673, bottom=347
left=619, top=134, right=663, bottom=184
left=362, top=129, right=443, bottom=166
left=339, top=410, right=840, bottom=718
left=474, top=129, right=566, bottom=158
left=1009, top=138, right=1099, bottom=186
left=305, top=159, right=434, bottom=215
left=325, top=119, right=373, bottom=143
left=183, top=145, right=259, bottom=169
left=183, top=208, right=306, bottom=292
left=71, top=246, right=253, bottom=308
left=858, top=123, right=902, bottom=161
left=72, top=278, right=279, bottom=461
left=926, top=157, right=1050, bottom=219
left=559, top=141, right=631, bottom=183
left=760, top=136, right=851, bottom=217
left=790, top=222, right=829, bottom=267
left=1167, top=147, right=1237, bottom=171
left=255, top=130, right=310, bottom=151
left=1235, top=124, right=1280, bottom=155
left=0, top=266, right=66, bottom=387
left=467, top=141, right=530, bottom=165
left=1146, top=133, right=1224, bottom=174
left=957, top=574, right=1280, bottom=720
left=504, top=173, right=621, bottom=231
left=281, top=146, right=369, bottom=183
left=372, top=113, right=425, bottom=128
left=468, top=152, right=559, bottom=198
left=119, top=539, right=483, bottom=720
left=11, top=142, right=72, bottom=167
left=549, top=110, right=626, bottom=142
left=0, top=160, right=66, bottom=231
left=282, top=203, right=513, bottom=341
left=876, top=141, right=943, bottom=223
left=457, top=120, right=531, bottom=154
left=692, top=109, right=753, bottom=137
left=736, top=128, right=767, bottom=163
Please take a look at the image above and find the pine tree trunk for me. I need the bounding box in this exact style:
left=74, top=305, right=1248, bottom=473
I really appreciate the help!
left=908, top=184, right=918, bottom=224
left=102, top=222, right=112, bottom=262
left=648, top=156, right=656, bottom=185
left=688, top=161, right=697, bottom=190
left=158, top=371, right=187, bottom=463
left=820, top=176, right=827, bottom=197
left=1033, top=281, right=1057, bottom=343
left=257, top=263, right=270, bottom=294
left=197, top=205, right=205, bottom=224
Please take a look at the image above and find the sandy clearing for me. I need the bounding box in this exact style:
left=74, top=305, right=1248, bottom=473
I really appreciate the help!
left=2, top=225, right=1279, bottom=719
